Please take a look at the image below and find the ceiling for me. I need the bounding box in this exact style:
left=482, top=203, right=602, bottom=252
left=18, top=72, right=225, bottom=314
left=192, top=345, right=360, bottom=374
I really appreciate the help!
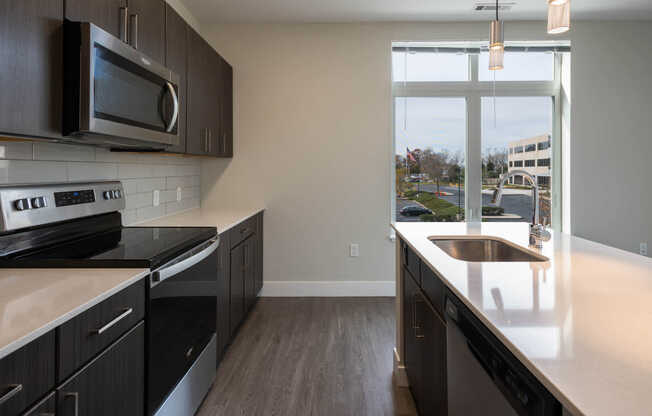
left=183, top=0, right=652, bottom=24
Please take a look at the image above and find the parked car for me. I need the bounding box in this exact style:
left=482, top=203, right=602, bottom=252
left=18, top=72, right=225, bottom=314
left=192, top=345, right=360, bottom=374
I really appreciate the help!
left=400, top=205, right=432, bottom=216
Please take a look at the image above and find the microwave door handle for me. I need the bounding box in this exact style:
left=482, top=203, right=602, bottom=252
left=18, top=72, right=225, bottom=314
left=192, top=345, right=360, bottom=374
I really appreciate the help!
left=152, top=238, right=219, bottom=284
left=165, top=81, right=179, bottom=133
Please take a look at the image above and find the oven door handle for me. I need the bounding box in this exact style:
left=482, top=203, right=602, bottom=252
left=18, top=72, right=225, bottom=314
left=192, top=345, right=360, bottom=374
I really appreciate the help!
left=152, top=238, right=219, bottom=285
left=165, top=81, right=179, bottom=133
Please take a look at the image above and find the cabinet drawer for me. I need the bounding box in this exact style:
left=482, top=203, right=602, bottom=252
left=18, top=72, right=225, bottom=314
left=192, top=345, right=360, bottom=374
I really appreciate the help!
left=22, top=391, right=55, bottom=416
left=0, top=331, right=55, bottom=416
left=402, top=241, right=421, bottom=285
left=229, top=216, right=256, bottom=248
left=57, top=280, right=145, bottom=382
left=421, top=264, right=445, bottom=319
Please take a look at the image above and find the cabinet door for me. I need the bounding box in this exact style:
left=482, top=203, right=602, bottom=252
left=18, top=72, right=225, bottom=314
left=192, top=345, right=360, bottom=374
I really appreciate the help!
left=57, top=322, right=144, bottom=416
left=186, top=28, right=212, bottom=155
left=205, top=51, right=222, bottom=157
left=126, top=0, right=165, bottom=63
left=229, top=242, right=245, bottom=336
left=243, top=235, right=256, bottom=311
left=0, top=0, right=63, bottom=139
left=402, top=270, right=421, bottom=407
left=254, top=212, right=264, bottom=295
left=65, top=0, right=127, bottom=40
left=217, top=55, right=233, bottom=157
left=216, top=231, right=231, bottom=362
left=164, top=4, right=188, bottom=153
left=419, top=297, right=447, bottom=416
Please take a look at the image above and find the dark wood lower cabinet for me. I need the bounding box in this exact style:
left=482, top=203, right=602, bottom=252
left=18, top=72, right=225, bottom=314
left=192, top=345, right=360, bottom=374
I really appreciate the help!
left=216, top=230, right=231, bottom=363
left=229, top=240, right=246, bottom=337
left=57, top=322, right=144, bottom=416
left=402, top=264, right=447, bottom=416
left=22, top=392, right=55, bottom=416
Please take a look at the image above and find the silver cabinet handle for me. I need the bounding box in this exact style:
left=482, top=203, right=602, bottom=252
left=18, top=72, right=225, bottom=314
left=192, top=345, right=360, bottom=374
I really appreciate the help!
left=0, top=384, right=22, bottom=406
left=119, top=7, right=128, bottom=43
left=203, top=128, right=209, bottom=153
left=165, top=82, right=179, bottom=133
left=93, top=308, right=133, bottom=335
left=208, top=129, right=212, bottom=153
left=222, top=132, right=226, bottom=154
left=64, top=392, right=79, bottom=416
left=129, top=13, right=138, bottom=49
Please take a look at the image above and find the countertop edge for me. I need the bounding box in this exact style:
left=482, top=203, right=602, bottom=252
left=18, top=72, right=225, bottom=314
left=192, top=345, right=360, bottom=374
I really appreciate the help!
left=0, top=269, right=149, bottom=361
left=217, top=208, right=265, bottom=234
left=392, top=225, right=585, bottom=416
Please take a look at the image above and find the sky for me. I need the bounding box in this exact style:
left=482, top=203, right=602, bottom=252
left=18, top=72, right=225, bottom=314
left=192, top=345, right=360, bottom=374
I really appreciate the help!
left=393, top=51, right=554, bottom=157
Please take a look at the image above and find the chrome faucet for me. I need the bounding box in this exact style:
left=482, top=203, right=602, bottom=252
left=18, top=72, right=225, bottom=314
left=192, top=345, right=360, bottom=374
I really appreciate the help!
left=491, top=170, right=551, bottom=249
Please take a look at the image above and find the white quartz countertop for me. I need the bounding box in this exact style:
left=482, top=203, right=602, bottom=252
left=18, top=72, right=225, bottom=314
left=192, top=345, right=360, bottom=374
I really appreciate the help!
left=0, top=268, right=149, bottom=360
left=392, top=222, right=652, bottom=416
left=138, top=207, right=264, bottom=234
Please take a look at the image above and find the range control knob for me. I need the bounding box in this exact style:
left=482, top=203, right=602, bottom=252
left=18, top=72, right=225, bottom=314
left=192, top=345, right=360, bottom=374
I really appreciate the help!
left=114, top=189, right=122, bottom=199
left=14, top=198, right=30, bottom=211
left=30, top=196, right=47, bottom=209
left=103, top=190, right=113, bottom=200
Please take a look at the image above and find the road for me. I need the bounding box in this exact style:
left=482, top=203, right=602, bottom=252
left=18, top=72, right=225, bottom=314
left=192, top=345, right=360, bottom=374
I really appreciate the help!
left=398, top=184, right=534, bottom=222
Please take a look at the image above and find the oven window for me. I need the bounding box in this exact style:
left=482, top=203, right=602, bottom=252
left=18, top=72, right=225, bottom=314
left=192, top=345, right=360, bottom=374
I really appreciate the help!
left=93, top=45, right=169, bottom=131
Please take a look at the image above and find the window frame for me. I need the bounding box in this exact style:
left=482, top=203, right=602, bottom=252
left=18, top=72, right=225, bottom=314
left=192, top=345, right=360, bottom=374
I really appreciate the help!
left=392, top=50, right=564, bottom=229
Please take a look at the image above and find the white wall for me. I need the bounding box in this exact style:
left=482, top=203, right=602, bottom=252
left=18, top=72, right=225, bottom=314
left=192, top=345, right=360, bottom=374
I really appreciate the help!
left=199, top=21, right=652, bottom=291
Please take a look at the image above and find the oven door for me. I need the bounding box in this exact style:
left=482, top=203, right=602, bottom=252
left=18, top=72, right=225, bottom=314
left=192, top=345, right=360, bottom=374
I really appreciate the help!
left=64, top=22, right=179, bottom=149
left=148, top=238, right=218, bottom=415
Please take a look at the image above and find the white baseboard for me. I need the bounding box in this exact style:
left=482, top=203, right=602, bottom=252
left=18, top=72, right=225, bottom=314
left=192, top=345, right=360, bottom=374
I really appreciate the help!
left=260, top=280, right=396, bottom=297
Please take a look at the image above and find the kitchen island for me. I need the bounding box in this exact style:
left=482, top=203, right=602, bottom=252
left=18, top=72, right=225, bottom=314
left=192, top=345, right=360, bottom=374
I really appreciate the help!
left=392, top=222, right=652, bottom=416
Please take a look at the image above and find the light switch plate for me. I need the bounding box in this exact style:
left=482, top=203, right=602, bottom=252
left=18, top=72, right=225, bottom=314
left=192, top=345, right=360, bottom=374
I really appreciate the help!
left=176, top=187, right=182, bottom=202
left=153, top=190, right=160, bottom=207
left=640, top=242, right=648, bottom=256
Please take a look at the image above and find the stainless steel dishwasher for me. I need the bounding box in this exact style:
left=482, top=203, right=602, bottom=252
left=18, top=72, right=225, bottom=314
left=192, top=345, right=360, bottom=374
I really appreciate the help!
left=445, top=291, right=561, bottom=416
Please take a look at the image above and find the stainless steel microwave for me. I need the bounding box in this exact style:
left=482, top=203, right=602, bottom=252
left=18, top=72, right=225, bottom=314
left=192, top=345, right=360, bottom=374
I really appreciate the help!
left=63, top=21, right=180, bottom=150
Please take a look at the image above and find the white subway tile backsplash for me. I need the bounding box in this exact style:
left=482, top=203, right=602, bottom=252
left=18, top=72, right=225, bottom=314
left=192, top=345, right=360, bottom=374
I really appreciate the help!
left=35, top=143, right=95, bottom=162
left=3, top=141, right=201, bottom=223
left=0, top=142, right=34, bottom=160
left=67, top=162, right=118, bottom=181
left=1, top=160, right=68, bottom=184
left=125, top=192, right=153, bottom=210
left=166, top=175, right=196, bottom=189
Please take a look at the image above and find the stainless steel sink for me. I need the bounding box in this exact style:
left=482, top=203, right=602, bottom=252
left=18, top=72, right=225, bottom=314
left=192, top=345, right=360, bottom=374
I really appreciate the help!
left=430, top=237, right=548, bottom=262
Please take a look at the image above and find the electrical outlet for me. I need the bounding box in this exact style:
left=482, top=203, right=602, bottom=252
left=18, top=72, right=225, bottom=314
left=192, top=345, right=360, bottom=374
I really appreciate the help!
left=350, top=243, right=359, bottom=257
left=176, top=187, right=182, bottom=202
left=640, top=242, right=648, bottom=256
left=153, top=190, right=160, bottom=207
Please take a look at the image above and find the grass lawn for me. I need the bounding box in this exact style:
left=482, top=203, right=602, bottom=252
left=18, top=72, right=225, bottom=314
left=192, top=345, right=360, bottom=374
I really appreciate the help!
left=405, top=191, right=461, bottom=221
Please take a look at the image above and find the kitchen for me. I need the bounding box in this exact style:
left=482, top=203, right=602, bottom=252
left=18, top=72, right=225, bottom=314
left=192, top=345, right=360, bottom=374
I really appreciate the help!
left=0, top=0, right=651, bottom=415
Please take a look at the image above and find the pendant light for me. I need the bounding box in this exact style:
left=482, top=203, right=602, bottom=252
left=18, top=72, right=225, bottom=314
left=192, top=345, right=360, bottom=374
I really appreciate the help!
left=547, top=0, right=570, bottom=34
left=489, top=0, right=504, bottom=70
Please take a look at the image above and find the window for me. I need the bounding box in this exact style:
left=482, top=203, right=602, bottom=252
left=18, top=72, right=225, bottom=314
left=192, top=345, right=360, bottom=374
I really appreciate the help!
left=393, top=42, right=568, bottom=227
left=394, top=97, right=466, bottom=222
left=537, top=140, right=551, bottom=150
left=479, top=51, right=554, bottom=81
left=538, top=158, right=551, bottom=167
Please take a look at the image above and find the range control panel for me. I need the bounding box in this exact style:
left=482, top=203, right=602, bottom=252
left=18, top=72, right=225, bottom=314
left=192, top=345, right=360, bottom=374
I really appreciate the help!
left=0, top=181, right=125, bottom=233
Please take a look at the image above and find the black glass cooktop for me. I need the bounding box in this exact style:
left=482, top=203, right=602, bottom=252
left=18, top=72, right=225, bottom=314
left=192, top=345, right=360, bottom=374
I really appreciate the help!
left=3, top=226, right=217, bottom=269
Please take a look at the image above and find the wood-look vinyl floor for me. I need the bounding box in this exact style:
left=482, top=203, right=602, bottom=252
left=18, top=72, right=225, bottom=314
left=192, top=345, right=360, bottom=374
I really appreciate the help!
left=197, top=297, right=417, bottom=416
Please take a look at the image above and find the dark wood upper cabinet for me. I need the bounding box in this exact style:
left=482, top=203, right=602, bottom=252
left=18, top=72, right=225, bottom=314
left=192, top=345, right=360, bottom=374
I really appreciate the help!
left=65, top=0, right=127, bottom=40
left=0, top=0, right=63, bottom=140
left=57, top=322, right=145, bottom=416
left=186, top=28, right=213, bottom=156
left=218, top=56, right=234, bottom=157
left=127, top=0, right=165, bottom=63
left=164, top=4, right=188, bottom=153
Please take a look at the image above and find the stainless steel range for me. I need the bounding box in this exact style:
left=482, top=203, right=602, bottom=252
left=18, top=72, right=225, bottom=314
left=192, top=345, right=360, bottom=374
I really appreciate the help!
left=0, top=181, right=219, bottom=416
